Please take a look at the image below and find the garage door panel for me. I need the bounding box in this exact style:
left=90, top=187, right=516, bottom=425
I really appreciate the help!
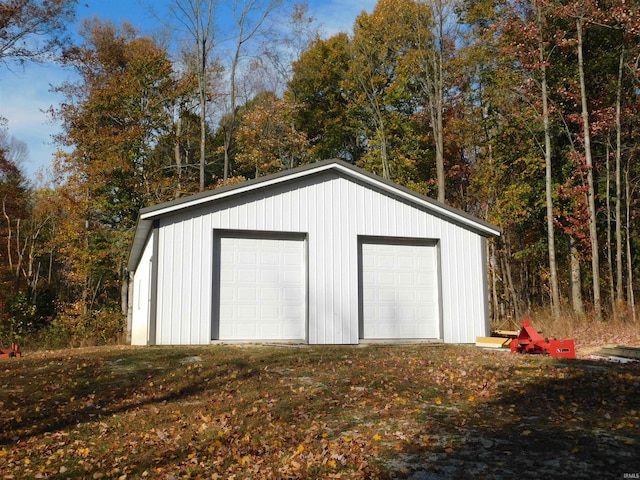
left=216, top=235, right=306, bottom=341
left=238, top=252, right=257, bottom=264
left=283, top=270, right=303, bottom=283
left=362, top=242, right=439, bottom=340
left=238, top=270, right=257, bottom=282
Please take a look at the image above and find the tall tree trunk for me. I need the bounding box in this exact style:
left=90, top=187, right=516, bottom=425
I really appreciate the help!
left=172, top=0, right=215, bottom=192
left=430, top=0, right=446, bottom=203
left=615, top=48, right=624, bottom=307
left=569, top=235, right=585, bottom=316
left=223, top=0, right=283, bottom=184
left=223, top=42, right=239, bottom=184
left=605, top=142, right=616, bottom=317
left=374, top=105, right=390, bottom=179
left=199, top=37, right=207, bottom=192
left=625, top=168, right=636, bottom=322
left=576, top=17, right=602, bottom=321
left=538, top=1, right=560, bottom=320
left=502, top=236, right=521, bottom=322
left=412, top=0, right=450, bottom=203
left=174, top=112, right=183, bottom=197
left=434, top=16, right=445, bottom=204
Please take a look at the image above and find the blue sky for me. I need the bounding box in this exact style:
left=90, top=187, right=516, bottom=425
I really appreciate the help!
left=0, top=0, right=376, bottom=180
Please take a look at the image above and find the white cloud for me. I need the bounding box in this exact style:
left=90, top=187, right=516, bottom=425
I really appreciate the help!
left=1, top=63, right=70, bottom=178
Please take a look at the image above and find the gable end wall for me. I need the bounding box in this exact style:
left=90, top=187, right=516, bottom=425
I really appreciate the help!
left=152, top=171, right=489, bottom=345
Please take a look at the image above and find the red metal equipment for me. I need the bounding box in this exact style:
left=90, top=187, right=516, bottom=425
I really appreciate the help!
left=0, top=343, right=21, bottom=358
left=510, top=320, right=575, bottom=359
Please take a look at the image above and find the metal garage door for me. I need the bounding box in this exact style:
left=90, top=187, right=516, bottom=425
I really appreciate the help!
left=215, top=235, right=306, bottom=341
left=361, top=241, right=439, bottom=339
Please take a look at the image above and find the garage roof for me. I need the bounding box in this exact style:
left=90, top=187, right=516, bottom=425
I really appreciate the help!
left=127, top=159, right=501, bottom=271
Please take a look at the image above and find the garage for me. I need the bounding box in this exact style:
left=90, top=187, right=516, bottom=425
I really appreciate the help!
left=127, top=159, right=500, bottom=345
left=214, top=234, right=306, bottom=341
left=360, top=240, right=439, bottom=340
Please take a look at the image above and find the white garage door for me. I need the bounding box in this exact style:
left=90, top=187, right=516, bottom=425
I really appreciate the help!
left=361, top=242, right=439, bottom=339
left=216, top=236, right=306, bottom=341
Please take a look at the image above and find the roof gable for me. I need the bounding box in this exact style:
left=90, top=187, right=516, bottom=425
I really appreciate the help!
left=127, top=160, right=500, bottom=271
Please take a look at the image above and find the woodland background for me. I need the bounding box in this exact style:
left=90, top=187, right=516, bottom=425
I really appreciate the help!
left=1, top=0, right=639, bottom=347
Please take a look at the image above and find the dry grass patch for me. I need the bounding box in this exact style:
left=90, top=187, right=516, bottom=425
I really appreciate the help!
left=1, top=344, right=639, bottom=479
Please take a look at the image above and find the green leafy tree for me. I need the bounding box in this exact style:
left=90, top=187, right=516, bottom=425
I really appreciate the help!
left=287, top=33, right=362, bottom=163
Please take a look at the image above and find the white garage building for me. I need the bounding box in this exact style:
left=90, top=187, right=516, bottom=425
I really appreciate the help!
left=126, top=159, right=500, bottom=345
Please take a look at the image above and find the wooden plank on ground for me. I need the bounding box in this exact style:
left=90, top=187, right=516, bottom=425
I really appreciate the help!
left=476, top=336, right=511, bottom=348
left=599, top=346, right=640, bottom=359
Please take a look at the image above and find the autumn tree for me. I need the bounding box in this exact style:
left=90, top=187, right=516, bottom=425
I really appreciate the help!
left=234, top=91, right=310, bottom=177
left=52, top=20, right=179, bottom=321
left=0, top=130, right=57, bottom=342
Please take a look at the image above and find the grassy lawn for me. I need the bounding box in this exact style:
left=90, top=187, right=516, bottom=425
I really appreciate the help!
left=1, top=343, right=639, bottom=479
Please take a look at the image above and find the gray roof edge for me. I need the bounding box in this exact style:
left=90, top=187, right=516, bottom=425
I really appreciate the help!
left=126, top=215, right=153, bottom=272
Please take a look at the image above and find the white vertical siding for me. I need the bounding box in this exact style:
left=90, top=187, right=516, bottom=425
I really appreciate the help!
left=152, top=170, right=489, bottom=345
left=130, top=232, right=154, bottom=345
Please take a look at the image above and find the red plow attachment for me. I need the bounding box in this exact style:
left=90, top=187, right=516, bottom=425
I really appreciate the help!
left=0, top=343, right=21, bottom=358
left=510, top=320, right=575, bottom=359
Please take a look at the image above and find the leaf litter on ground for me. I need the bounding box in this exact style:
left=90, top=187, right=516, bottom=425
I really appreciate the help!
left=0, top=343, right=638, bottom=479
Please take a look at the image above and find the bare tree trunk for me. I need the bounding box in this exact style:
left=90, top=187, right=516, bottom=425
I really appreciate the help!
left=605, top=142, right=616, bottom=317
left=171, top=0, right=215, bottom=192
left=615, top=48, right=624, bottom=306
left=199, top=36, right=207, bottom=191
left=502, top=236, right=521, bottom=322
left=538, top=1, right=560, bottom=320
left=3, top=197, right=13, bottom=274
left=625, top=168, right=636, bottom=321
left=569, top=235, right=585, bottom=316
left=433, top=1, right=445, bottom=203
left=351, top=38, right=390, bottom=179
left=413, top=0, right=450, bottom=203
left=577, top=17, right=602, bottom=321
left=174, top=111, right=183, bottom=197
left=223, top=0, right=284, bottom=184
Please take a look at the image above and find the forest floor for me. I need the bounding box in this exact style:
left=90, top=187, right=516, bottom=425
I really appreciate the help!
left=1, top=340, right=639, bottom=479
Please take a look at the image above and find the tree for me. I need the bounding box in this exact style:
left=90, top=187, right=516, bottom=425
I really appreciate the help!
left=52, top=20, right=178, bottom=316
left=259, top=2, right=319, bottom=95
left=0, top=130, right=30, bottom=296
left=220, top=0, right=286, bottom=183
left=171, top=0, right=217, bottom=192
left=349, top=0, right=420, bottom=180
left=234, top=91, right=310, bottom=177
left=288, top=33, right=362, bottom=162
left=409, top=0, right=458, bottom=203
left=0, top=0, right=77, bottom=66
